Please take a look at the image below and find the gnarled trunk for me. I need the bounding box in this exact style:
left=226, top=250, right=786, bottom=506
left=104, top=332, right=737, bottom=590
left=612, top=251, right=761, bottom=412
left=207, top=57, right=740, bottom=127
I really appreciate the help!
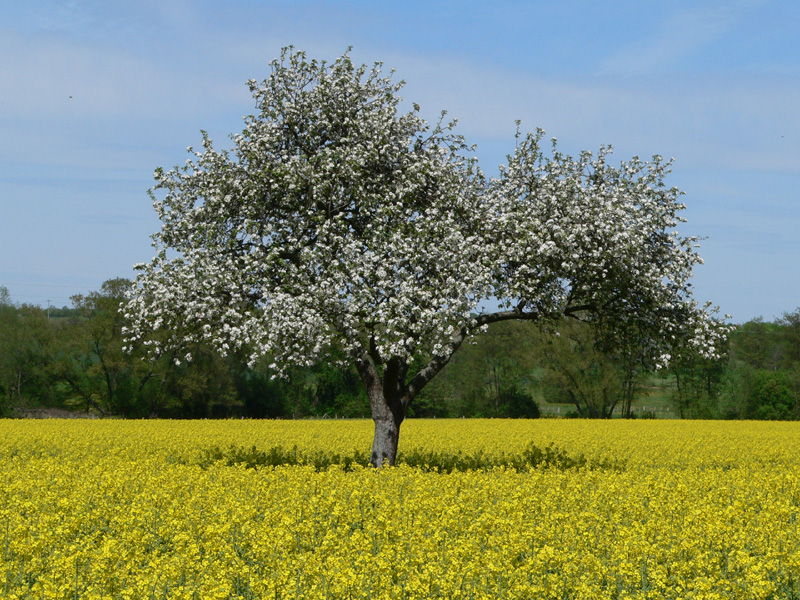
left=370, top=411, right=402, bottom=467
left=356, top=353, right=409, bottom=467
left=366, top=375, right=407, bottom=467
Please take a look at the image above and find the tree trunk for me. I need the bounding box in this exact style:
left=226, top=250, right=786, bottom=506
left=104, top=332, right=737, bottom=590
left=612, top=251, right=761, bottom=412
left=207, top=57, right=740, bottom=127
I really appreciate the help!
left=674, top=369, right=684, bottom=418
left=367, top=375, right=407, bottom=467
left=356, top=353, right=409, bottom=468
left=370, top=412, right=402, bottom=467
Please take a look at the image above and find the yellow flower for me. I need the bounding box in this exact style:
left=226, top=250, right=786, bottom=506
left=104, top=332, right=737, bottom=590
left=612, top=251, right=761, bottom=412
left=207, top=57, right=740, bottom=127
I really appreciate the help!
left=1, top=419, right=799, bottom=599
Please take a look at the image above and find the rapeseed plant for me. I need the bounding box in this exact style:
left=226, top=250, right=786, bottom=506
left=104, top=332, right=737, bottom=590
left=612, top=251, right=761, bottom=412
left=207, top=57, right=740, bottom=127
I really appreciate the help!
left=1, top=419, right=799, bottom=599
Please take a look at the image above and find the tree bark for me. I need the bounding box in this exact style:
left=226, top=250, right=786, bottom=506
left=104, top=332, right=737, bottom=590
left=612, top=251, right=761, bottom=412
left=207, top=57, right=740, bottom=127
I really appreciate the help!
left=370, top=410, right=402, bottom=467
left=356, top=353, right=405, bottom=467
left=367, top=380, right=407, bottom=467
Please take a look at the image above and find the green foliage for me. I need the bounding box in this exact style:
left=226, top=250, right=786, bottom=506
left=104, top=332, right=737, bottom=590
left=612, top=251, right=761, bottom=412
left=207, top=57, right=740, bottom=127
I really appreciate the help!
left=197, top=441, right=623, bottom=473
left=0, top=286, right=10, bottom=307
left=536, top=319, right=625, bottom=418
left=4, top=276, right=800, bottom=422
left=630, top=410, right=657, bottom=420
left=0, top=289, right=16, bottom=416
left=749, top=369, right=798, bottom=420
left=234, top=367, right=287, bottom=418
left=404, top=392, right=450, bottom=418
left=0, top=302, right=61, bottom=412
left=728, top=319, right=785, bottom=371
left=197, top=443, right=371, bottom=472
left=1, top=278, right=377, bottom=419
left=497, top=386, right=540, bottom=418
left=46, top=306, right=81, bottom=319
left=419, top=321, right=541, bottom=417
left=716, top=360, right=752, bottom=419
left=58, top=278, right=137, bottom=415
left=669, top=354, right=728, bottom=419
left=305, top=360, right=369, bottom=418
left=715, top=311, right=800, bottom=420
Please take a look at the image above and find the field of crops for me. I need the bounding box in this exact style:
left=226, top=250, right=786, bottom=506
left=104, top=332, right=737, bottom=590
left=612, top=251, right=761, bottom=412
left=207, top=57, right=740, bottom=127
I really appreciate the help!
left=2, top=419, right=800, bottom=599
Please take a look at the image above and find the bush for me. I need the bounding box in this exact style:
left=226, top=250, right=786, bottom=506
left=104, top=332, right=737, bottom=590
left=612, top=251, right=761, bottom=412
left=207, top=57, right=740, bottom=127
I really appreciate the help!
left=499, top=386, right=540, bottom=418
left=196, top=441, right=623, bottom=473
left=749, top=370, right=796, bottom=420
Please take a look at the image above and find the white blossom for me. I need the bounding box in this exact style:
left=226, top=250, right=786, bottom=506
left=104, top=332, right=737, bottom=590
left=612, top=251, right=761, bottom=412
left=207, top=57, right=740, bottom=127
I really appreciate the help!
left=124, top=47, right=728, bottom=390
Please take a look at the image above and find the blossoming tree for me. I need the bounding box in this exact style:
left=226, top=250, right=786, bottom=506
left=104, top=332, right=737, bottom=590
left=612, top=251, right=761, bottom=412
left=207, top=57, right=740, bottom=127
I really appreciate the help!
left=124, top=48, right=726, bottom=465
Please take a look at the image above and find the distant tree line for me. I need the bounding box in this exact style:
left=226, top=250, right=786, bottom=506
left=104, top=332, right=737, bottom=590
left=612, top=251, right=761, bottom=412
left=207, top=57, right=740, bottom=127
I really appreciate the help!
left=670, top=315, right=800, bottom=420
left=0, top=280, right=370, bottom=419
left=0, top=280, right=797, bottom=420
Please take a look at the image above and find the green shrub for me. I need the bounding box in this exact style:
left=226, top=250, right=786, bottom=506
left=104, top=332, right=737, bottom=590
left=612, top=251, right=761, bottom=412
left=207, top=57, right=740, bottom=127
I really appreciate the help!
left=196, top=441, right=623, bottom=473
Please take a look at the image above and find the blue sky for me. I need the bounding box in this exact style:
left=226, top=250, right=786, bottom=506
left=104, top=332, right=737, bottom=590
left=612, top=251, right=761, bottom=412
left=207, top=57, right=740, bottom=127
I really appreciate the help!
left=1, top=0, right=798, bottom=323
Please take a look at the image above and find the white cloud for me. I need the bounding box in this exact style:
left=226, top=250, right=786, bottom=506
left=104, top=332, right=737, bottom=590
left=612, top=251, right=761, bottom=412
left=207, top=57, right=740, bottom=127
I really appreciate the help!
left=3, top=16, right=798, bottom=176
left=383, top=53, right=800, bottom=175
left=599, top=0, right=767, bottom=77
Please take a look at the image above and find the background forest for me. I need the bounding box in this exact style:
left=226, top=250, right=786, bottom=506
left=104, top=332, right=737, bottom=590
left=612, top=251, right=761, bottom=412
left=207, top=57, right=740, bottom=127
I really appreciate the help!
left=1, top=280, right=798, bottom=420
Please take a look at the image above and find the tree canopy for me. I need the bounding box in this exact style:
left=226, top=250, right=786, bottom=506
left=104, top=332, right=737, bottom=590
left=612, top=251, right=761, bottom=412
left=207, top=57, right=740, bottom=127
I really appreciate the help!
left=124, top=48, right=727, bottom=465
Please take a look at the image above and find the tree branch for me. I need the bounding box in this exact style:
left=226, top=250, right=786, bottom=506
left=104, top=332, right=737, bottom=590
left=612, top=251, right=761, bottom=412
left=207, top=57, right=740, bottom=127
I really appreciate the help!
left=62, top=373, right=108, bottom=416
left=405, top=309, right=541, bottom=402
left=368, top=335, right=383, bottom=368
left=405, top=302, right=598, bottom=402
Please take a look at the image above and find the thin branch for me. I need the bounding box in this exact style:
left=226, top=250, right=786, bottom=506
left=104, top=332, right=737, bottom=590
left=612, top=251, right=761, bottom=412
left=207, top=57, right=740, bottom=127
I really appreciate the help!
left=405, top=308, right=541, bottom=401
left=405, top=301, right=597, bottom=402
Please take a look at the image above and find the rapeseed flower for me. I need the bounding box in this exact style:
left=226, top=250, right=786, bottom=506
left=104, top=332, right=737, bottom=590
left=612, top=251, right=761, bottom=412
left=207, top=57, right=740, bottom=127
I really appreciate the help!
left=1, top=419, right=799, bottom=599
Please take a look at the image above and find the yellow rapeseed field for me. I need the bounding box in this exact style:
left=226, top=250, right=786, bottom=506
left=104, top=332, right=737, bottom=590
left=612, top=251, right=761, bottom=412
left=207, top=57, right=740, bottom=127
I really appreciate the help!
left=2, top=419, right=800, bottom=599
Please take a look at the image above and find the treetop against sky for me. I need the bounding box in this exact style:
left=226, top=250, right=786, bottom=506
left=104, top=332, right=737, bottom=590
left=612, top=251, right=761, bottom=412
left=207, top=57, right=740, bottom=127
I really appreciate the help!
left=1, top=1, right=799, bottom=323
